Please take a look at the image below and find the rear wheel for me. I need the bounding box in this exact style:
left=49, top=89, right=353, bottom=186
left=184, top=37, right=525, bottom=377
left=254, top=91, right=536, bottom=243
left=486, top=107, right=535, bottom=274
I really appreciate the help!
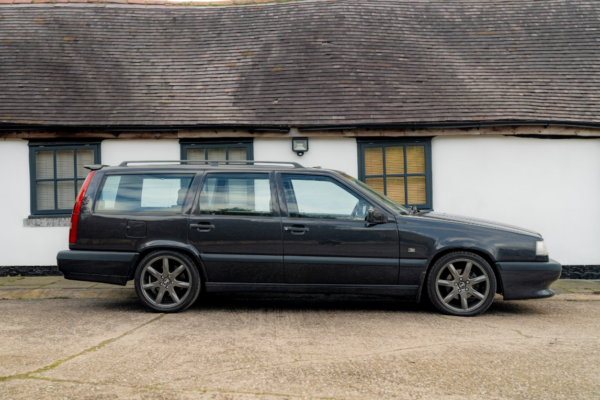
left=427, top=252, right=496, bottom=317
left=134, top=250, right=201, bottom=313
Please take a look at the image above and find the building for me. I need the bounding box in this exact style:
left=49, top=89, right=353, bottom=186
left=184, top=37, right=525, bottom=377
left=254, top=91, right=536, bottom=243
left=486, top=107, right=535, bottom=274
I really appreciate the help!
left=0, top=0, right=599, bottom=277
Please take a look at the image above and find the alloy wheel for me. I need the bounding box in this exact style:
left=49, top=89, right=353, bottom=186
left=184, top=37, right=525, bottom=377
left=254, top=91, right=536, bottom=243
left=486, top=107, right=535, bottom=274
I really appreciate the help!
left=140, top=256, right=192, bottom=309
left=435, top=259, right=490, bottom=313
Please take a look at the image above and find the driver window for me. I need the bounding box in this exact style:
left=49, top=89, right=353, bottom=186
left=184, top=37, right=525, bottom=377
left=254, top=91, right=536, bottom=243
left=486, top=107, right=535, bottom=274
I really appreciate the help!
left=281, top=175, right=372, bottom=221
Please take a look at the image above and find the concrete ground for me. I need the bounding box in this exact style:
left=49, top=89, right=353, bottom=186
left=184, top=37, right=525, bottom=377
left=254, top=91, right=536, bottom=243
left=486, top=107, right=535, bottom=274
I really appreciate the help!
left=0, top=277, right=599, bottom=399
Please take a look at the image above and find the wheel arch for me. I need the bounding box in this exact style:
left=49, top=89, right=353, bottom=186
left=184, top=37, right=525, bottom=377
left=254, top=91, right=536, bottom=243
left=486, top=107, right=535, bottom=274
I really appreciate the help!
left=418, top=246, right=504, bottom=302
left=129, top=242, right=208, bottom=282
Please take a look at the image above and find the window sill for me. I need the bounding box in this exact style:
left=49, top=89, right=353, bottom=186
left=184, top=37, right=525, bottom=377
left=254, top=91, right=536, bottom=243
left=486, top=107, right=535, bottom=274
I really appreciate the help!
left=24, top=217, right=71, bottom=227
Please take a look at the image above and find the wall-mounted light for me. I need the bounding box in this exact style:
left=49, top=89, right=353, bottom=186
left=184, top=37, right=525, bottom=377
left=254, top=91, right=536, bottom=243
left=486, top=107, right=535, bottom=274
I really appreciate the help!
left=292, top=137, right=309, bottom=156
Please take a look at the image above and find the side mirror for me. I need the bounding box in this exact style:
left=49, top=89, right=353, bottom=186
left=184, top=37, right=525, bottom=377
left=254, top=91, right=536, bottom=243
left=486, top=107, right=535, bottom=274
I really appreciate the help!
left=366, top=208, right=388, bottom=225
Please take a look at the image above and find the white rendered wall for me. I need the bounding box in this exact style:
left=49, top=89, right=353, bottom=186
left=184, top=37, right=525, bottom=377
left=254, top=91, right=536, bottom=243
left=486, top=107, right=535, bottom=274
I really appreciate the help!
left=3, top=136, right=598, bottom=266
left=432, top=136, right=600, bottom=265
left=254, top=137, right=359, bottom=177
left=101, top=139, right=180, bottom=166
left=0, top=140, right=69, bottom=265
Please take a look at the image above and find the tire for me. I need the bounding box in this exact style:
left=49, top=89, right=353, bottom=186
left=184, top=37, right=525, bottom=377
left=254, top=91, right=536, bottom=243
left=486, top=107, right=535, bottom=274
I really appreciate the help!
left=134, top=250, right=201, bottom=313
left=426, top=252, right=496, bottom=317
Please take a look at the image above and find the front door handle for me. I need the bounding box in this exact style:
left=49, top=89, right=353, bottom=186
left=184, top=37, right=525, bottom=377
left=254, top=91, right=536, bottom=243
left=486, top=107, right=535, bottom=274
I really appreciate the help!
left=190, top=222, right=215, bottom=232
left=284, top=225, right=309, bottom=235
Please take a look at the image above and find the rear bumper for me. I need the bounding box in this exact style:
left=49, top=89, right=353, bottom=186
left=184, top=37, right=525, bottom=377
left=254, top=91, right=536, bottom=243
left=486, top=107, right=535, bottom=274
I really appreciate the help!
left=497, top=259, right=562, bottom=300
left=57, top=250, right=139, bottom=286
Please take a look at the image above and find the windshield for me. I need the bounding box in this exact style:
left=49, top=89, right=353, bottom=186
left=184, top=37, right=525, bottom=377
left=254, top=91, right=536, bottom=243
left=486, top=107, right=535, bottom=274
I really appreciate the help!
left=340, top=173, right=408, bottom=215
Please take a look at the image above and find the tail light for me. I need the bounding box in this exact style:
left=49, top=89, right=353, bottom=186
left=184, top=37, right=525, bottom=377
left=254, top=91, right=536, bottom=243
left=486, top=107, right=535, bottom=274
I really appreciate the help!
left=69, top=171, right=95, bottom=245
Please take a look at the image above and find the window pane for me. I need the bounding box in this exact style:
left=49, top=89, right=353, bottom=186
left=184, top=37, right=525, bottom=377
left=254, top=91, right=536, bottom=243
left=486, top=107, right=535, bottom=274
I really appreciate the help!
left=36, top=151, right=54, bottom=179
left=406, top=146, right=426, bottom=174
left=56, top=150, right=74, bottom=179
left=57, top=180, right=75, bottom=209
left=97, top=176, right=121, bottom=210
left=77, top=179, right=84, bottom=194
left=282, top=175, right=371, bottom=220
left=386, top=177, right=405, bottom=205
left=365, top=177, right=384, bottom=195
left=228, top=147, right=247, bottom=161
left=199, top=174, right=272, bottom=216
left=96, top=174, right=193, bottom=213
left=187, top=148, right=205, bottom=161
left=407, top=176, right=427, bottom=204
left=76, top=149, right=94, bottom=178
left=385, top=146, right=404, bottom=174
left=36, top=181, right=55, bottom=210
left=364, top=147, right=383, bottom=175
left=207, top=148, right=226, bottom=160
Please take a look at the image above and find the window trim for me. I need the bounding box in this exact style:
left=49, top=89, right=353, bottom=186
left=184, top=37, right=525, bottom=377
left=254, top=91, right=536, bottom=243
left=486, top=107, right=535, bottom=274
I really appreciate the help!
left=28, top=142, right=101, bottom=218
left=357, top=138, right=432, bottom=210
left=180, top=139, right=254, bottom=161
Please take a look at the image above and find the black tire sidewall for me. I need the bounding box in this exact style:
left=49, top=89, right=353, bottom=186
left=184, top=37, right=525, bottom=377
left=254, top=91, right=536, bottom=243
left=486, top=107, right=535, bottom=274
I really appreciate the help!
left=134, top=250, right=201, bottom=313
left=427, top=252, right=496, bottom=317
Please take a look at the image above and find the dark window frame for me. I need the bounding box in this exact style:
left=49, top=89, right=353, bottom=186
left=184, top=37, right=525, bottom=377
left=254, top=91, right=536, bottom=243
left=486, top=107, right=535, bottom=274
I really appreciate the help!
left=180, top=139, right=254, bottom=161
left=357, top=138, right=433, bottom=210
left=28, top=142, right=101, bottom=218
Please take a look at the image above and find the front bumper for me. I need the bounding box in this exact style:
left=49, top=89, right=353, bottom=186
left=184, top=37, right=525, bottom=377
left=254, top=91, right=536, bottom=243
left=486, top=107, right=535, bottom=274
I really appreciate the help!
left=497, top=259, right=562, bottom=300
left=57, top=250, right=139, bottom=286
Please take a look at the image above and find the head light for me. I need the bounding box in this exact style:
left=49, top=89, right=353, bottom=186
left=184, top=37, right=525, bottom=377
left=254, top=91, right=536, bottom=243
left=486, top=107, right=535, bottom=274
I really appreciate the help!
left=536, top=240, right=548, bottom=256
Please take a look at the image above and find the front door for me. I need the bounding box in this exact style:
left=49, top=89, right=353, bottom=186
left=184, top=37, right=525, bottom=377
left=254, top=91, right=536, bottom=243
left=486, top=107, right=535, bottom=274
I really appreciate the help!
left=188, top=172, right=284, bottom=283
left=278, top=173, right=400, bottom=285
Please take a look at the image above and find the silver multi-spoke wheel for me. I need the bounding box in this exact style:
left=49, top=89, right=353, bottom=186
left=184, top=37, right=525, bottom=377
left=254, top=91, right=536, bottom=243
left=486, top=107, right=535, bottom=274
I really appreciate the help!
left=435, top=258, right=490, bottom=313
left=140, top=255, right=192, bottom=309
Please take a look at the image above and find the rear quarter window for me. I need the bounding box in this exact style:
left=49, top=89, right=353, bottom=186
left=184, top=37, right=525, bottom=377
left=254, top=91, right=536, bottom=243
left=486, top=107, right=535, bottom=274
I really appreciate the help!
left=96, top=174, right=194, bottom=214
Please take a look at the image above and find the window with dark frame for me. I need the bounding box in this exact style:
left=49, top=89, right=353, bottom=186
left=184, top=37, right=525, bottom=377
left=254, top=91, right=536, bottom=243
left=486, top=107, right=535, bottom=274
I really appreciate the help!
left=358, top=139, right=432, bottom=210
left=29, top=143, right=100, bottom=217
left=180, top=140, right=253, bottom=163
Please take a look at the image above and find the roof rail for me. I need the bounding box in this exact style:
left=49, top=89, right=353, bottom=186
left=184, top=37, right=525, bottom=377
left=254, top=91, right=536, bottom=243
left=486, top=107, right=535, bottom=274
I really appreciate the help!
left=118, top=160, right=304, bottom=168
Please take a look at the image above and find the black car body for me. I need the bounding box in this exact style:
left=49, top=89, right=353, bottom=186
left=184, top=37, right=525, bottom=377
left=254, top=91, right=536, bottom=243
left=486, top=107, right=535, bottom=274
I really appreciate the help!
left=57, top=160, right=561, bottom=316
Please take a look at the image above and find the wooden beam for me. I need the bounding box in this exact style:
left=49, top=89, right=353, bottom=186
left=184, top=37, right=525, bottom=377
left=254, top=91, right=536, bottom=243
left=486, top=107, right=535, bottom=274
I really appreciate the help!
left=1, top=125, right=600, bottom=140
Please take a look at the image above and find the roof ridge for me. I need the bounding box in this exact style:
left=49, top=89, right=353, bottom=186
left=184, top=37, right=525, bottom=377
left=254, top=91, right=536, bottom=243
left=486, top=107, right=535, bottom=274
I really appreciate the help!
left=0, top=0, right=576, bottom=7
left=0, top=0, right=315, bottom=6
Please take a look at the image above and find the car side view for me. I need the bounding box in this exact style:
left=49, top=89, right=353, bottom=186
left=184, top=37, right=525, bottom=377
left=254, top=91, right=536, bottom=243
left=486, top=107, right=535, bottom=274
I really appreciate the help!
left=57, top=160, right=562, bottom=316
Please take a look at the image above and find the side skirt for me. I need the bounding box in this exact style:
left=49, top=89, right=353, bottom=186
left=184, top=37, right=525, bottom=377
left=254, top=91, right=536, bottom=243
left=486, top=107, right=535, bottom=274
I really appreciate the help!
left=204, top=283, right=419, bottom=297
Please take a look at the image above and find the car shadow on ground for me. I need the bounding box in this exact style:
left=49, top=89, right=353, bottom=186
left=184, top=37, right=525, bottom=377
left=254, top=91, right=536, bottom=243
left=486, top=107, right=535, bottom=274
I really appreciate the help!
left=75, top=293, right=546, bottom=316
left=191, top=293, right=435, bottom=313
left=180, top=293, right=545, bottom=316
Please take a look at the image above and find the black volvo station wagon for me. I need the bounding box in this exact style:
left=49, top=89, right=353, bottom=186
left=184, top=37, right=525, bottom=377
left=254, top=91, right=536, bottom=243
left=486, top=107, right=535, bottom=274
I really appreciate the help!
left=57, top=160, right=561, bottom=316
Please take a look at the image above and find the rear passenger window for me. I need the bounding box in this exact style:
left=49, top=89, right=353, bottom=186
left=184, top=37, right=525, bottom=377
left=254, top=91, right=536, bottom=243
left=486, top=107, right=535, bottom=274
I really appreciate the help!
left=199, top=174, right=272, bottom=216
left=96, top=174, right=194, bottom=213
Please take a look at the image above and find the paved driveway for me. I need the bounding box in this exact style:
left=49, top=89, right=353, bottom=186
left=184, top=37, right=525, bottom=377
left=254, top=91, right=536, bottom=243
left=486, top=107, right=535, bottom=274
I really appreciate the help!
left=0, top=278, right=599, bottom=399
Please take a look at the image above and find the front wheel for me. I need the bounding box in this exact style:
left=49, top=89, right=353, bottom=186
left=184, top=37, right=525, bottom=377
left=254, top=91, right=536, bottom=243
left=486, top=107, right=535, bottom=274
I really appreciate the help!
left=427, top=252, right=496, bottom=317
left=134, top=250, right=201, bottom=313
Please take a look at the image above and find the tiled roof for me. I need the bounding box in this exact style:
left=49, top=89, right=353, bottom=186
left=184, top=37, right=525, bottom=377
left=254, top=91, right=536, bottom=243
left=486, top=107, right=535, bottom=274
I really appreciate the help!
left=0, top=0, right=599, bottom=128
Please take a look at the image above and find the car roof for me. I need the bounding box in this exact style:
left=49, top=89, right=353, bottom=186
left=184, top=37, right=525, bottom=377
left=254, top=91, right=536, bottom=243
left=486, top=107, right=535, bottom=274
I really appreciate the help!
left=85, top=161, right=344, bottom=174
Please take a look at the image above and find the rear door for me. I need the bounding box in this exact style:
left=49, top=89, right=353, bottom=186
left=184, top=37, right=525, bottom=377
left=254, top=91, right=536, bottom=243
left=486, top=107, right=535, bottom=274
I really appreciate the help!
left=278, top=173, right=400, bottom=285
left=188, top=172, right=284, bottom=283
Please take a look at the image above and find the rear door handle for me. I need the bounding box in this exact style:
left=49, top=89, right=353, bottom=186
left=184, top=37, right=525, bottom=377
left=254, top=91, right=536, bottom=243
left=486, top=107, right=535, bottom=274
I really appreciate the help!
left=190, top=223, right=215, bottom=232
left=284, top=226, right=309, bottom=235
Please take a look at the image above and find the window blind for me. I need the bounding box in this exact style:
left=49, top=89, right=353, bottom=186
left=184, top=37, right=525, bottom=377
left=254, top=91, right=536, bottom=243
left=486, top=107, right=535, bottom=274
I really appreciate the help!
left=361, top=142, right=429, bottom=208
left=185, top=146, right=248, bottom=162
left=30, top=144, right=99, bottom=215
